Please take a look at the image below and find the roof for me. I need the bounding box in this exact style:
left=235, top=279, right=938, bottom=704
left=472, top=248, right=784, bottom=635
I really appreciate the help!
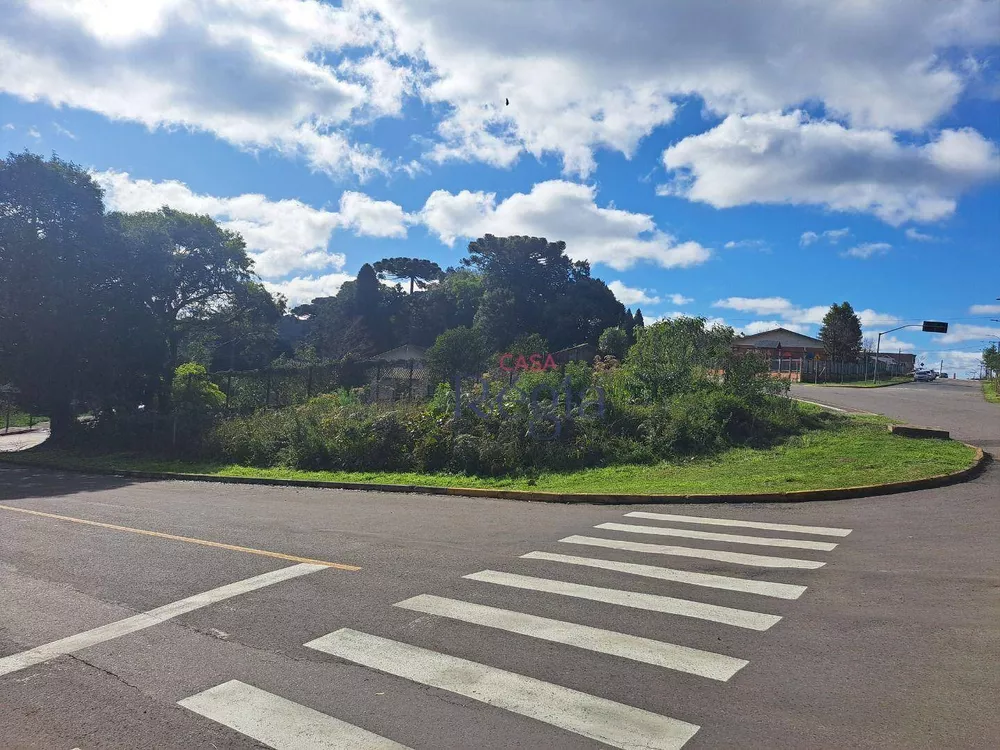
left=734, top=327, right=824, bottom=349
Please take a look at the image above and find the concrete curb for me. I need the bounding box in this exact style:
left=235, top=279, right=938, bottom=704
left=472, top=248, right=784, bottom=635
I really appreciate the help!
left=0, top=445, right=988, bottom=505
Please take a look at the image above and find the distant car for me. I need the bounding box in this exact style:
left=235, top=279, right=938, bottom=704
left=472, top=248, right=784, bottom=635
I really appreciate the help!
left=914, top=370, right=934, bottom=382
left=940, top=373, right=949, bottom=379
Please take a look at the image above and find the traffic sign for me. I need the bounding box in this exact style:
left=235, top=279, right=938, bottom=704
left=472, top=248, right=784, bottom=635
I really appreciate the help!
left=922, top=321, right=948, bottom=333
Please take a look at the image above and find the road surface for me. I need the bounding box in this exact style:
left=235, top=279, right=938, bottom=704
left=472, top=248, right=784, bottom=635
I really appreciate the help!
left=0, top=379, right=997, bottom=749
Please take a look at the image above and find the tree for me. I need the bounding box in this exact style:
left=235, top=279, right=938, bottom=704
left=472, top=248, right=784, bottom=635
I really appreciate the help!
left=373, top=257, right=443, bottom=294
left=598, top=327, right=629, bottom=360
left=819, top=302, right=863, bottom=362
left=109, top=208, right=256, bottom=383
left=0, top=152, right=136, bottom=439
left=633, top=308, right=645, bottom=329
left=623, top=317, right=735, bottom=402
left=984, top=344, right=1000, bottom=387
left=426, top=327, right=489, bottom=385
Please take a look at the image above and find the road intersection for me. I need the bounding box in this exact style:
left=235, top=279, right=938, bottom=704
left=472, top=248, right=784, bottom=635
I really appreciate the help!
left=1, top=379, right=997, bottom=749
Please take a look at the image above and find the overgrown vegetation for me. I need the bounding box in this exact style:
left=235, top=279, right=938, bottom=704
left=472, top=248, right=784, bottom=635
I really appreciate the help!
left=56, top=319, right=821, bottom=478
left=984, top=379, right=999, bottom=404
left=7, top=411, right=976, bottom=495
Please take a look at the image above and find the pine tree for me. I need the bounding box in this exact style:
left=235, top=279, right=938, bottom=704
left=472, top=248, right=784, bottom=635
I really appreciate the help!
left=819, top=302, right=863, bottom=362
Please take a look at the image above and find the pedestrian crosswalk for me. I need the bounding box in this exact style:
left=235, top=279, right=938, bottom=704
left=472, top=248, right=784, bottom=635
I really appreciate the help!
left=178, top=509, right=853, bottom=749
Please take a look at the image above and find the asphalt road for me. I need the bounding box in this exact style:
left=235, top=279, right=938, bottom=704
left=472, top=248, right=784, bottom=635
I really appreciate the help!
left=1, top=380, right=997, bottom=749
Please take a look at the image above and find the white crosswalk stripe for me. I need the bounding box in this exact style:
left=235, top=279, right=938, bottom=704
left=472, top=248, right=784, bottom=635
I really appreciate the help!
left=560, top=534, right=827, bottom=569
left=624, top=511, right=853, bottom=537
left=463, top=570, right=782, bottom=630
left=305, top=628, right=701, bottom=750
left=595, top=522, right=839, bottom=551
left=521, top=550, right=807, bottom=599
left=178, top=680, right=411, bottom=749
left=395, top=593, right=748, bottom=681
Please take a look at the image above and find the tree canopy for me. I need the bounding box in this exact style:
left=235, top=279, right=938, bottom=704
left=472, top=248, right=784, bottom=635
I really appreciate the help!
left=819, top=302, right=864, bottom=362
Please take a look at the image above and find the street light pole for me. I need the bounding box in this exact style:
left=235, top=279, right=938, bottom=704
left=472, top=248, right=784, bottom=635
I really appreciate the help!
left=874, top=324, right=921, bottom=383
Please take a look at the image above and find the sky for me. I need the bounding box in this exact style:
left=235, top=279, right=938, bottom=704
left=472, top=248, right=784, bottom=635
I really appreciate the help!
left=1, top=0, right=999, bottom=377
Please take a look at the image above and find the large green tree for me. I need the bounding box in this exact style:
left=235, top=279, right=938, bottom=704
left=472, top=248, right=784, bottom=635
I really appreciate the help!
left=819, top=302, right=864, bottom=362
left=0, top=153, right=145, bottom=438
left=109, top=208, right=256, bottom=373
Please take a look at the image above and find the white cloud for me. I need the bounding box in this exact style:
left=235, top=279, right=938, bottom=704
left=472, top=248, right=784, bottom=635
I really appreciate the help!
left=844, top=242, right=892, bottom=259
left=918, top=350, right=987, bottom=376
left=739, top=320, right=811, bottom=335
left=905, top=227, right=939, bottom=242
left=970, top=304, right=1000, bottom=315
left=668, top=293, right=694, bottom=306
left=607, top=281, right=660, bottom=306
left=713, top=296, right=900, bottom=333
left=724, top=239, right=768, bottom=251
left=4, top=0, right=996, bottom=179
left=801, top=228, right=851, bottom=246
left=264, top=272, right=355, bottom=307
left=938, top=323, right=1000, bottom=344
left=367, top=0, right=999, bottom=175
left=419, top=180, right=711, bottom=271
left=336, top=191, right=410, bottom=238
left=2, top=123, right=14, bottom=130
left=27, top=126, right=40, bottom=138
left=0, top=0, right=391, bottom=178
left=52, top=121, right=76, bottom=139
left=661, top=111, right=1000, bottom=225
left=857, top=309, right=902, bottom=328
left=875, top=336, right=914, bottom=352
left=94, top=170, right=358, bottom=278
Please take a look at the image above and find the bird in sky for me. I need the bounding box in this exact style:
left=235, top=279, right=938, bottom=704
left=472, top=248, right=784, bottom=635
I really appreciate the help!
left=505, top=98, right=509, bottom=106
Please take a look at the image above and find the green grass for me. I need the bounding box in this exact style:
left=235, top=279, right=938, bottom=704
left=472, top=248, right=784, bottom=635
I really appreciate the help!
left=803, top=376, right=911, bottom=388
left=2, top=411, right=976, bottom=495
left=984, top=379, right=1000, bottom=404
left=1, top=411, right=48, bottom=430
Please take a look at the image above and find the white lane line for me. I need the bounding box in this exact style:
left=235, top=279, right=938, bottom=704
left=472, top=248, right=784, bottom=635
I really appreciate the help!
left=179, top=680, right=411, bottom=750
left=395, top=594, right=747, bottom=681
left=596, top=523, right=838, bottom=551
left=522, top=551, right=806, bottom=600
left=463, top=570, right=781, bottom=630
left=560, top=535, right=826, bottom=569
left=623, top=512, right=852, bottom=537
left=306, top=628, right=700, bottom=750
left=0, top=564, right=326, bottom=679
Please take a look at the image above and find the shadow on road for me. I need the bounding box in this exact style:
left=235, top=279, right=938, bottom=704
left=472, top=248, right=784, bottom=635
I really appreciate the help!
left=0, top=463, right=151, bottom=502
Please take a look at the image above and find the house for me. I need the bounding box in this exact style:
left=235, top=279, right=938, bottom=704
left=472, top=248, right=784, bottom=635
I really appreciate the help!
left=733, top=328, right=827, bottom=360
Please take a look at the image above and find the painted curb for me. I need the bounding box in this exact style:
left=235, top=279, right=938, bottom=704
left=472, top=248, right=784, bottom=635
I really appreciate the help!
left=0, top=444, right=988, bottom=505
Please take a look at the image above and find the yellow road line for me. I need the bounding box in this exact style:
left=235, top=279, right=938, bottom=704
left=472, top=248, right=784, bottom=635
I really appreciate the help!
left=0, top=503, right=360, bottom=571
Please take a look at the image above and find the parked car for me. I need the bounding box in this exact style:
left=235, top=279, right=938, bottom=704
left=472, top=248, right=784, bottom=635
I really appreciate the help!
left=940, top=373, right=949, bottom=379
left=914, top=370, right=934, bottom=382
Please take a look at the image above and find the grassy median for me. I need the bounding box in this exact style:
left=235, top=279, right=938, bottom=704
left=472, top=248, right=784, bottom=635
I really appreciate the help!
left=984, top=380, right=999, bottom=405
left=3, top=410, right=977, bottom=495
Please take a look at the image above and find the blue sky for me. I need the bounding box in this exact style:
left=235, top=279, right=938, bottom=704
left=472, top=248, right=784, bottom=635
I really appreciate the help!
left=2, top=0, right=999, bottom=375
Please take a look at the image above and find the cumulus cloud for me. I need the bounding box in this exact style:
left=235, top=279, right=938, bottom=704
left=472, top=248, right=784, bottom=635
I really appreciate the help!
left=264, top=272, right=355, bottom=307
left=0, top=0, right=391, bottom=178
left=336, top=191, right=410, bottom=238
left=52, top=122, right=76, bottom=139
left=94, top=170, right=362, bottom=278
left=938, top=323, right=1000, bottom=344
left=607, top=281, right=660, bottom=307
left=844, top=242, right=892, bottom=259
left=661, top=112, right=1000, bottom=225
left=4, top=0, right=998, bottom=178
left=368, top=0, right=999, bottom=175
left=713, top=296, right=901, bottom=333
left=419, top=180, right=712, bottom=271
